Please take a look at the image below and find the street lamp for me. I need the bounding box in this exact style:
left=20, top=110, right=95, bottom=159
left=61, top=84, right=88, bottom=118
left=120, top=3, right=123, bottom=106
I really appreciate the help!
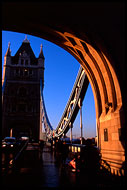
left=69, top=122, right=73, bottom=144
left=78, top=98, right=83, bottom=145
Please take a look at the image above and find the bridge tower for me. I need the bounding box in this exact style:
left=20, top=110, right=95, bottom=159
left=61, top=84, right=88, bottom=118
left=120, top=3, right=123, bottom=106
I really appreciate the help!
left=2, top=36, right=45, bottom=142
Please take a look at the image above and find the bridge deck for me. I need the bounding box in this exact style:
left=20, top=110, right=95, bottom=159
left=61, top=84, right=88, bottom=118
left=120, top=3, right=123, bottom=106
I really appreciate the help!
left=2, top=143, right=124, bottom=189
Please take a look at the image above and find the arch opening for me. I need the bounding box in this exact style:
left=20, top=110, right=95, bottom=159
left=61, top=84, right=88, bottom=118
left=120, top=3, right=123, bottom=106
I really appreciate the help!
left=2, top=29, right=124, bottom=175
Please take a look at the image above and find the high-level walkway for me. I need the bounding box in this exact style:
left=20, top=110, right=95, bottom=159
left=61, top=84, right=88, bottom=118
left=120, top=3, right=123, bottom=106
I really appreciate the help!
left=2, top=143, right=125, bottom=189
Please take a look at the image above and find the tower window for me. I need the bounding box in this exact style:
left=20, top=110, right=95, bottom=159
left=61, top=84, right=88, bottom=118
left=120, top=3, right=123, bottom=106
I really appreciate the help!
left=25, top=60, right=28, bottom=65
left=21, top=59, right=24, bottom=65
left=29, top=69, right=33, bottom=75
left=16, top=68, right=19, bottom=75
left=24, top=69, right=28, bottom=76
left=20, top=69, right=23, bottom=76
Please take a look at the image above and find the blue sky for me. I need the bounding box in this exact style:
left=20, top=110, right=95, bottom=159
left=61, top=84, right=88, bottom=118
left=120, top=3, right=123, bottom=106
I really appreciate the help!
left=2, top=30, right=96, bottom=138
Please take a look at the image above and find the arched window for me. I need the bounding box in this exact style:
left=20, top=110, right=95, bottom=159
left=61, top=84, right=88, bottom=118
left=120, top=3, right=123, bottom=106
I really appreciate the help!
left=29, top=69, right=33, bottom=75
left=25, top=59, right=28, bottom=65
left=20, top=69, right=23, bottom=76
left=24, top=68, right=28, bottom=76
left=16, top=68, right=19, bottom=75
left=21, top=59, right=24, bottom=65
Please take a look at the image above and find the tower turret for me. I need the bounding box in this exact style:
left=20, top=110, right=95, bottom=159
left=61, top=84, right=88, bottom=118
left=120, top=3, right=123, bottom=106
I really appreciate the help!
left=2, top=36, right=45, bottom=142
left=5, top=42, right=11, bottom=56
left=39, top=44, right=45, bottom=59
left=2, top=42, right=12, bottom=84
left=38, top=44, right=45, bottom=88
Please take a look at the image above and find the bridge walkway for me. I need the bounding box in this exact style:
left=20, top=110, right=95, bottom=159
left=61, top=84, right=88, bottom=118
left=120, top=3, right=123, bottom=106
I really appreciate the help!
left=2, top=143, right=124, bottom=189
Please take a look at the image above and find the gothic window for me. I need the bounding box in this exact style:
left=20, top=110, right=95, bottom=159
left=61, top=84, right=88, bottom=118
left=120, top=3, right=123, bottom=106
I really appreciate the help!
left=25, top=59, right=28, bottom=65
left=29, top=69, right=33, bottom=75
left=21, top=59, right=24, bottom=65
left=13, top=69, right=16, bottom=76
left=16, top=68, right=19, bottom=75
left=20, top=69, right=23, bottom=76
left=24, top=69, right=28, bottom=76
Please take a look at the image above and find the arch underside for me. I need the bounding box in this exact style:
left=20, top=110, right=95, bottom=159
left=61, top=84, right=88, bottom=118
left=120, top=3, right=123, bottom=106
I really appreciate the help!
left=38, top=28, right=122, bottom=121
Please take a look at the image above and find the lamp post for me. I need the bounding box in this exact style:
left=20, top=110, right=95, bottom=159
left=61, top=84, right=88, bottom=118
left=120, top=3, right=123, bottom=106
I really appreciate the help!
left=10, top=128, right=13, bottom=137
left=69, top=122, right=73, bottom=144
left=78, top=98, right=83, bottom=145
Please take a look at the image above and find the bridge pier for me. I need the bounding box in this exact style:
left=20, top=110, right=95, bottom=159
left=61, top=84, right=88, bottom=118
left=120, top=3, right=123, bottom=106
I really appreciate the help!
left=98, top=109, right=125, bottom=176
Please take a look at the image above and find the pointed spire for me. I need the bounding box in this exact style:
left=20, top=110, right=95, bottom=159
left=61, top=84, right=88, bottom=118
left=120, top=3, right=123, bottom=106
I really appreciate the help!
left=23, top=35, right=30, bottom=43
left=8, top=42, right=11, bottom=49
left=5, top=42, right=11, bottom=56
left=40, top=44, right=43, bottom=52
left=39, top=43, right=44, bottom=59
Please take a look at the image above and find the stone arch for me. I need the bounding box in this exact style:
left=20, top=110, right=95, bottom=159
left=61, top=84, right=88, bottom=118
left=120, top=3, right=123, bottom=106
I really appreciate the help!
left=2, top=2, right=125, bottom=175
left=3, top=29, right=124, bottom=174
left=52, top=31, right=122, bottom=119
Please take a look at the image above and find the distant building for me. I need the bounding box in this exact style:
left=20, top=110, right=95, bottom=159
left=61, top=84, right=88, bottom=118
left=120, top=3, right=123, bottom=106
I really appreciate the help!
left=2, top=36, right=45, bottom=142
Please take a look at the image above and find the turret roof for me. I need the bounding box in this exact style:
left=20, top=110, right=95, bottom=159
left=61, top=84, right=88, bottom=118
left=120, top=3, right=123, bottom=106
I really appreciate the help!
left=12, top=36, right=38, bottom=65
left=39, top=44, right=45, bottom=59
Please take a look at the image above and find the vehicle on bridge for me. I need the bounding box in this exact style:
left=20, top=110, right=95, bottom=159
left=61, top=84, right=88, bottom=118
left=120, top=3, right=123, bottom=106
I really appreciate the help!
left=2, top=137, right=23, bottom=151
left=2, top=137, right=17, bottom=149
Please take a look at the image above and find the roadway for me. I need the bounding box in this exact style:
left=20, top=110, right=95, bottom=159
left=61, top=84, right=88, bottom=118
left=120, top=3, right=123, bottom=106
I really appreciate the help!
left=2, top=142, right=124, bottom=189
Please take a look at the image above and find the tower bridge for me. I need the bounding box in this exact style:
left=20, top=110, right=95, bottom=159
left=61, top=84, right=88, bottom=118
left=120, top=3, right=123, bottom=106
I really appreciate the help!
left=2, top=37, right=88, bottom=142
left=2, top=2, right=125, bottom=176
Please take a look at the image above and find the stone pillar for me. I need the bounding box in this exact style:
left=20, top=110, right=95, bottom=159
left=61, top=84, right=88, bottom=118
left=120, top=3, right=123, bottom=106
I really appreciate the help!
left=99, top=109, right=125, bottom=176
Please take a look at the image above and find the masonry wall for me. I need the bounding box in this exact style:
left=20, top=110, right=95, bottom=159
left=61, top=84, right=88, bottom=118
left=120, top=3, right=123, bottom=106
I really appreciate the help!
left=99, top=109, right=125, bottom=175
